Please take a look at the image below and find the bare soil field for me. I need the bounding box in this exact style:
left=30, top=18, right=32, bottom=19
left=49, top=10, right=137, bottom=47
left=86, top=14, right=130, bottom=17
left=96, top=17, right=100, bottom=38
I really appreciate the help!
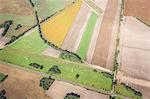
left=0, top=0, right=33, bottom=15
left=124, top=0, right=150, bottom=25
left=61, top=3, right=91, bottom=52
left=120, top=17, right=150, bottom=82
left=92, top=0, right=118, bottom=69
left=0, top=63, right=51, bottom=99
left=46, top=80, right=109, bottom=99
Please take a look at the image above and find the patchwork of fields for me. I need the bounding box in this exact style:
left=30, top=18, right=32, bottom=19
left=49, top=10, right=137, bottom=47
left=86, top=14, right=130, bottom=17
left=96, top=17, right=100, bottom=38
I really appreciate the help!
left=41, top=0, right=82, bottom=47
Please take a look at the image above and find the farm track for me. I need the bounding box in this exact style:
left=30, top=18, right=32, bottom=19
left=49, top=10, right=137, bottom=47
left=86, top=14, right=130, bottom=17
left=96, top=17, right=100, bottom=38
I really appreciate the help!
left=61, top=3, right=91, bottom=52
left=92, top=0, right=118, bottom=69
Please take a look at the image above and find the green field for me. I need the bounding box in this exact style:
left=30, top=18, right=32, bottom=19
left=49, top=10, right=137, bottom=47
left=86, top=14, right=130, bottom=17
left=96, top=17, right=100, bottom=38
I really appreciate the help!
left=0, top=73, right=7, bottom=83
left=77, top=12, right=98, bottom=60
left=9, top=29, right=48, bottom=53
left=0, top=29, right=112, bottom=91
left=115, top=84, right=142, bottom=99
left=0, top=48, right=112, bottom=91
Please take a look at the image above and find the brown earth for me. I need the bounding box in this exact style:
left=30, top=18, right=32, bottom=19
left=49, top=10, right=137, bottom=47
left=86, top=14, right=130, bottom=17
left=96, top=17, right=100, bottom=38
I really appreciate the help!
left=124, top=0, right=150, bottom=25
left=0, top=0, right=33, bottom=16
left=92, top=0, right=118, bottom=69
left=0, top=63, right=51, bottom=99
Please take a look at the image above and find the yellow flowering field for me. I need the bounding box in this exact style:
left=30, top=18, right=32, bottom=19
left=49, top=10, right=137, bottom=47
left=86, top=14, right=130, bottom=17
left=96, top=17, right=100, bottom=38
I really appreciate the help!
left=41, top=0, right=82, bottom=47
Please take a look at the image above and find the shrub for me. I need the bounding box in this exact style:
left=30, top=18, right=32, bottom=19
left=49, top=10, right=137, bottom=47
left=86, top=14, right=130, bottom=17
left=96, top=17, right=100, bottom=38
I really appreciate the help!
left=64, top=92, right=80, bottom=99
left=75, top=74, right=79, bottom=79
left=29, top=63, right=43, bottom=69
left=60, top=50, right=83, bottom=63
left=0, top=89, right=7, bottom=99
left=48, top=65, right=61, bottom=75
left=40, top=77, right=54, bottom=90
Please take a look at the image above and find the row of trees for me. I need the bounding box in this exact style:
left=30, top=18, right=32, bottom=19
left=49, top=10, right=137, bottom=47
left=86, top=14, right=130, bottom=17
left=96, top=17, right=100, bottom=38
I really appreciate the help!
left=120, top=83, right=142, bottom=97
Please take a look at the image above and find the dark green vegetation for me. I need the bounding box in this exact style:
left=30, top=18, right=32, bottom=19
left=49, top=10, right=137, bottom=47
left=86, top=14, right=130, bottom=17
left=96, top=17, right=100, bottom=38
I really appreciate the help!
left=0, top=73, right=8, bottom=83
left=40, top=77, right=54, bottom=90
left=115, top=83, right=142, bottom=99
left=60, top=51, right=83, bottom=63
left=64, top=92, right=80, bottom=99
left=77, top=12, right=98, bottom=60
left=0, top=90, right=7, bottom=99
left=48, top=65, right=61, bottom=75
left=0, top=20, right=13, bottom=36
left=29, top=63, right=43, bottom=70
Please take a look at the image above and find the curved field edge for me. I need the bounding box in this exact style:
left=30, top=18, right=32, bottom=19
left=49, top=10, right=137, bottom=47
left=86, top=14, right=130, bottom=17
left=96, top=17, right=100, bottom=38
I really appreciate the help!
left=41, top=0, right=82, bottom=47
left=0, top=48, right=112, bottom=91
left=76, top=12, right=98, bottom=60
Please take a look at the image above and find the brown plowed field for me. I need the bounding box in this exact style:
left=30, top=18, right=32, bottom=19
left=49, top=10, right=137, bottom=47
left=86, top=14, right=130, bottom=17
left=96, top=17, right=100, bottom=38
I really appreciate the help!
left=124, top=0, right=150, bottom=25
left=0, top=63, right=50, bottom=99
left=92, top=0, right=118, bottom=69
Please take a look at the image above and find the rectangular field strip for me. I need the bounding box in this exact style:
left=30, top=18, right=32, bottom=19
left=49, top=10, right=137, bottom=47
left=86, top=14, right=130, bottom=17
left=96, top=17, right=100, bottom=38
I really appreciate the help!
left=77, top=12, right=98, bottom=60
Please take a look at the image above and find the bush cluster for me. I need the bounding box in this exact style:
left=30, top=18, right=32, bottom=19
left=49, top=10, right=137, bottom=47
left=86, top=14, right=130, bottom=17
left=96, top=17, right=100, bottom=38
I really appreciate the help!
left=0, top=90, right=7, bottom=99
left=60, top=50, right=83, bottom=63
left=48, top=65, right=61, bottom=75
left=0, top=20, right=13, bottom=36
left=64, top=92, right=80, bottom=99
left=40, top=77, right=54, bottom=90
left=29, top=63, right=43, bottom=69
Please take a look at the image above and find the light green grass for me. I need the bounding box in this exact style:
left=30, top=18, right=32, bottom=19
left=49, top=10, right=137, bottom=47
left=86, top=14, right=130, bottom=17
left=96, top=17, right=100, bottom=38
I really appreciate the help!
left=31, top=0, right=74, bottom=19
left=77, top=12, right=98, bottom=60
left=115, top=84, right=142, bottom=99
left=8, top=29, right=48, bottom=53
left=0, top=48, right=112, bottom=91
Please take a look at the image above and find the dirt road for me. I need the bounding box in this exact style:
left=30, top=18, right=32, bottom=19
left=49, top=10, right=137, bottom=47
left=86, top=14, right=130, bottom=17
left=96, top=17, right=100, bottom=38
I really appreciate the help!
left=92, top=0, right=118, bottom=69
left=0, top=63, right=50, bottom=99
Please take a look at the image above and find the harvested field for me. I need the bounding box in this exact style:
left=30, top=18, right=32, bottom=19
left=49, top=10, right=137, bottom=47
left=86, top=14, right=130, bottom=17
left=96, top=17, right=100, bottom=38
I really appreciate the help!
left=61, top=3, right=91, bottom=52
left=0, top=63, right=50, bottom=99
left=92, top=0, right=118, bottom=68
left=9, top=28, right=48, bottom=54
left=120, top=17, right=150, bottom=82
left=41, top=0, right=82, bottom=47
left=46, top=80, right=109, bottom=99
left=77, top=12, right=98, bottom=60
left=124, top=0, right=150, bottom=25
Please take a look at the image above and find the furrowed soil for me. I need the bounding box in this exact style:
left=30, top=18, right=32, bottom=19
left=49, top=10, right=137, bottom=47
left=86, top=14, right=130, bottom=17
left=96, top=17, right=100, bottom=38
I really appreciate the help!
left=92, top=0, right=118, bottom=69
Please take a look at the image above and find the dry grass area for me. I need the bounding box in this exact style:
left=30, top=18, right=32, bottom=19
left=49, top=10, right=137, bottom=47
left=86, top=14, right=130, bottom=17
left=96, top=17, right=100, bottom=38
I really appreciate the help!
left=92, top=0, right=118, bottom=69
left=0, top=63, right=51, bottom=99
left=0, top=0, right=33, bottom=15
left=46, top=80, right=109, bottom=99
left=124, top=0, right=150, bottom=25
left=42, top=47, right=60, bottom=58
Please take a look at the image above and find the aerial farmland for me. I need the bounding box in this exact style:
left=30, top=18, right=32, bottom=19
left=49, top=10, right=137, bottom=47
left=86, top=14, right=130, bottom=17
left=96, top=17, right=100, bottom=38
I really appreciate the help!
left=0, top=0, right=149, bottom=99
